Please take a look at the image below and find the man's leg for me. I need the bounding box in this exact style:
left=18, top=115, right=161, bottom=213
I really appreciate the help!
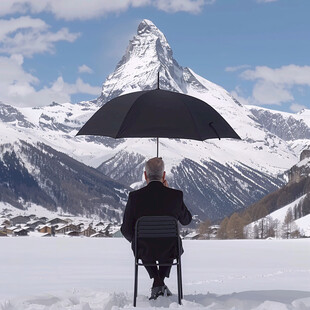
left=141, top=260, right=164, bottom=287
left=158, top=259, right=174, bottom=296
left=158, top=259, right=174, bottom=280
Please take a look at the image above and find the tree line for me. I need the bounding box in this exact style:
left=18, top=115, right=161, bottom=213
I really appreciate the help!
left=198, top=192, right=309, bottom=240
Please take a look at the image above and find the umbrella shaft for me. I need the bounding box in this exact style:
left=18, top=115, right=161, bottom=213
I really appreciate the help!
left=157, top=137, right=159, bottom=157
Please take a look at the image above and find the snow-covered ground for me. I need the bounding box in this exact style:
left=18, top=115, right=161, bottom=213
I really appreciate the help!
left=0, top=238, right=309, bottom=310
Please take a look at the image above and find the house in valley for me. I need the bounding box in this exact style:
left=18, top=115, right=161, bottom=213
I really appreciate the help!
left=0, top=230, right=7, bottom=237
left=91, top=232, right=106, bottom=238
left=13, top=228, right=29, bottom=236
left=80, top=226, right=96, bottom=237
left=48, top=218, right=68, bottom=226
left=56, top=224, right=80, bottom=235
left=37, top=225, right=52, bottom=234
left=10, top=216, right=31, bottom=226
left=66, top=231, right=80, bottom=237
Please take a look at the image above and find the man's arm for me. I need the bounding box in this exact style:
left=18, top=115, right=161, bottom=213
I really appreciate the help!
left=120, top=192, right=135, bottom=242
left=178, top=192, right=192, bottom=226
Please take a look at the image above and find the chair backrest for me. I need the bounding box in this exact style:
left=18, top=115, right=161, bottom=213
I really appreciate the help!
left=134, top=216, right=180, bottom=260
left=136, top=216, right=179, bottom=238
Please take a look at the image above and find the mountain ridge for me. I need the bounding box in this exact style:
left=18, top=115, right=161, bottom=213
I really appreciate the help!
left=0, top=19, right=309, bottom=221
left=0, top=139, right=130, bottom=221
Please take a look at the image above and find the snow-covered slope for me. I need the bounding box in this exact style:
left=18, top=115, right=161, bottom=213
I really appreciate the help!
left=246, top=194, right=310, bottom=237
left=0, top=19, right=308, bottom=221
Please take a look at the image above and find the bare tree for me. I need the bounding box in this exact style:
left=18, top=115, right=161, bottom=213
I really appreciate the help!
left=273, top=219, right=281, bottom=239
left=265, top=216, right=276, bottom=238
left=217, top=217, right=229, bottom=239
left=226, top=213, right=244, bottom=239
left=282, top=208, right=294, bottom=239
left=253, top=224, right=259, bottom=239
left=198, top=218, right=212, bottom=239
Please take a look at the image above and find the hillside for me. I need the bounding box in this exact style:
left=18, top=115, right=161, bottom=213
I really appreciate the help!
left=0, top=140, right=130, bottom=222
left=243, top=150, right=310, bottom=238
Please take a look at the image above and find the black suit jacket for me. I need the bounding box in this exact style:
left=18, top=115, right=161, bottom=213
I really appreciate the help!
left=121, top=181, right=192, bottom=259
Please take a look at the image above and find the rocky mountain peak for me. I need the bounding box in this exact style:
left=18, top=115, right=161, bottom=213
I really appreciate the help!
left=96, top=19, right=189, bottom=105
left=137, top=19, right=165, bottom=39
left=115, top=19, right=173, bottom=72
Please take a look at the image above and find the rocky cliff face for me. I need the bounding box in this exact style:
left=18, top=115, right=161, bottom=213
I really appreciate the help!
left=249, top=107, right=310, bottom=141
left=300, top=149, right=310, bottom=161
left=288, top=150, right=310, bottom=184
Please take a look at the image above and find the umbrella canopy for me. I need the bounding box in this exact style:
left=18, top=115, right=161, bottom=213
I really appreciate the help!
left=77, top=89, right=241, bottom=155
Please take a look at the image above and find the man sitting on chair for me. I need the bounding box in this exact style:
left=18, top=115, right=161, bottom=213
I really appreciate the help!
left=121, top=157, right=192, bottom=300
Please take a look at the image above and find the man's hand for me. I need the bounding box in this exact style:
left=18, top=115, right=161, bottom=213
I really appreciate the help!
left=163, top=179, right=169, bottom=187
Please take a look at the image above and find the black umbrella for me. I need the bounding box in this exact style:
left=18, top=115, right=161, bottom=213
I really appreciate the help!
left=77, top=80, right=241, bottom=156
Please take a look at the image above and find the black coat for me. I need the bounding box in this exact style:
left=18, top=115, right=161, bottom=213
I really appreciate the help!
left=121, top=181, right=192, bottom=260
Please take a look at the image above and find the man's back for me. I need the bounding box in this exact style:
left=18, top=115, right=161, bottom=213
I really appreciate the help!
left=121, top=181, right=192, bottom=243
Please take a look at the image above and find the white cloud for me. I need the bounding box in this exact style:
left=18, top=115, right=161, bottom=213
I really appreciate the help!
left=0, top=16, right=80, bottom=57
left=0, top=16, right=47, bottom=40
left=251, top=81, right=293, bottom=105
left=233, top=65, right=310, bottom=106
left=154, top=0, right=211, bottom=14
left=225, top=65, right=251, bottom=72
left=290, top=103, right=307, bottom=113
left=241, top=65, right=310, bottom=87
left=0, top=0, right=212, bottom=20
left=78, top=65, right=94, bottom=74
left=0, top=55, right=100, bottom=107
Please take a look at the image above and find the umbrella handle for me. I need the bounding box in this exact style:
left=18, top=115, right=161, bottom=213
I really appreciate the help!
left=157, top=72, right=160, bottom=90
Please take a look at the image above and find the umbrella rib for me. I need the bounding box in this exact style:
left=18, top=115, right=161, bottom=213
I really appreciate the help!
left=209, top=122, right=221, bottom=140
left=182, top=100, right=203, bottom=141
left=114, top=96, right=142, bottom=138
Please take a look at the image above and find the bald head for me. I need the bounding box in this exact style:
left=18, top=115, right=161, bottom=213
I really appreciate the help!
left=145, top=157, right=165, bottom=182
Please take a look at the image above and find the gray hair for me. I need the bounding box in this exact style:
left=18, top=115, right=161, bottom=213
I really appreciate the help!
left=145, top=157, right=165, bottom=181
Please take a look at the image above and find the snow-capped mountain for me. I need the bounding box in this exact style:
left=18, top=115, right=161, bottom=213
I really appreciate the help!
left=0, top=19, right=309, bottom=221
left=249, top=105, right=310, bottom=141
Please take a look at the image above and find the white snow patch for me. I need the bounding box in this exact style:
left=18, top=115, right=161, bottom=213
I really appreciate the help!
left=0, top=239, right=309, bottom=310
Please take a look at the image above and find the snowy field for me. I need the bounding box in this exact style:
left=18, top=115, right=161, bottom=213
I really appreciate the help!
left=0, top=238, right=310, bottom=310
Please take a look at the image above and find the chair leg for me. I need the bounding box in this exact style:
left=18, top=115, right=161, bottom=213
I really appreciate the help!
left=179, top=258, right=183, bottom=299
left=133, top=264, right=138, bottom=307
left=177, top=259, right=182, bottom=305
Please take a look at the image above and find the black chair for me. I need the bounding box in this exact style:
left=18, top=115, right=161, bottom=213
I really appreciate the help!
left=133, top=216, right=183, bottom=307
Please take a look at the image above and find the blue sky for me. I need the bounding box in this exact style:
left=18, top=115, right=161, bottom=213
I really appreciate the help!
left=0, top=0, right=309, bottom=113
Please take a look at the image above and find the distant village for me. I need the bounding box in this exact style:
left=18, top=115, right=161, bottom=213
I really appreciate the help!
left=0, top=209, right=203, bottom=239
left=0, top=211, right=122, bottom=238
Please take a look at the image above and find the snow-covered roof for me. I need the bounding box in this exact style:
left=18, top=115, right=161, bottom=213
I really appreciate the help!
left=90, top=232, right=105, bottom=237
left=13, top=228, right=28, bottom=233
left=183, top=232, right=200, bottom=239
left=37, top=224, right=52, bottom=230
